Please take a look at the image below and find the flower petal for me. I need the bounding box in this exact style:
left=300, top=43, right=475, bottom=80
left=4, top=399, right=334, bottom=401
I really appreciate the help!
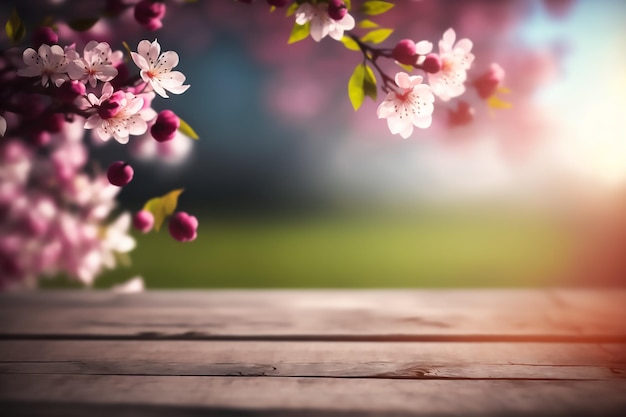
left=339, top=13, right=355, bottom=31
left=394, top=72, right=412, bottom=89
left=156, top=51, right=179, bottom=71
left=415, top=40, right=433, bottom=55
left=131, top=52, right=150, bottom=71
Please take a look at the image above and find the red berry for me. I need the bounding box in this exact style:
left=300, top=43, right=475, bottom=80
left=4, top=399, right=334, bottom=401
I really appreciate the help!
left=392, top=39, right=417, bottom=66
left=328, top=0, right=348, bottom=20
left=168, top=212, right=198, bottom=242
left=150, top=110, right=180, bottom=142
left=133, top=210, right=155, bottom=233
left=107, top=161, right=134, bottom=187
left=422, top=53, right=442, bottom=74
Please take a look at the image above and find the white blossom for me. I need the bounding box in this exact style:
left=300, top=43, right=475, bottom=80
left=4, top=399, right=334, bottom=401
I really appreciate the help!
left=295, top=3, right=355, bottom=42
left=17, top=44, right=71, bottom=87
left=131, top=39, right=189, bottom=98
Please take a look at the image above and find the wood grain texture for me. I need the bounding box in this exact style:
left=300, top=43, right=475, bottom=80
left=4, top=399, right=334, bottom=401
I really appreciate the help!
left=1, top=375, right=626, bottom=416
left=1, top=289, right=624, bottom=339
left=0, top=341, right=624, bottom=380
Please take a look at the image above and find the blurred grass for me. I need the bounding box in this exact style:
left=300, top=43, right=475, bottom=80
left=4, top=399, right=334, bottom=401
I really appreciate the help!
left=42, top=209, right=573, bottom=289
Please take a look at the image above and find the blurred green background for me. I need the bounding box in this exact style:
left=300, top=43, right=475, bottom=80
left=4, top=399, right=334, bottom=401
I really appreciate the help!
left=43, top=207, right=574, bottom=289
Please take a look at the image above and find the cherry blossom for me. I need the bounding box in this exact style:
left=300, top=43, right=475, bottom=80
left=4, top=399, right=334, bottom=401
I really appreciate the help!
left=17, top=44, right=72, bottom=87
left=428, top=28, right=475, bottom=101
left=131, top=39, right=190, bottom=98
left=67, top=41, right=122, bottom=88
left=295, top=3, right=355, bottom=42
left=84, top=83, right=149, bottom=144
left=377, top=72, right=435, bottom=139
left=99, top=212, right=136, bottom=270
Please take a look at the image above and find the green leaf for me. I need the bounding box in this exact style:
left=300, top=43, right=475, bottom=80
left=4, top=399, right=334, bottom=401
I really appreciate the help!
left=348, top=64, right=365, bottom=111
left=340, top=35, right=360, bottom=51
left=362, top=1, right=394, bottom=16
left=358, top=19, right=379, bottom=29
left=68, top=17, right=99, bottom=32
left=178, top=117, right=199, bottom=140
left=345, top=0, right=352, bottom=10
left=286, top=2, right=299, bottom=16
left=5, top=8, right=26, bottom=44
left=288, top=22, right=310, bottom=44
left=348, top=64, right=377, bottom=111
left=363, top=64, right=377, bottom=101
left=143, top=189, right=184, bottom=232
left=360, top=28, right=393, bottom=44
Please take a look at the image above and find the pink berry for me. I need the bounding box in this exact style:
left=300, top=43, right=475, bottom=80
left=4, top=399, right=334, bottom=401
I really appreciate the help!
left=97, top=91, right=125, bottom=119
left=151, top=110, right=180, bottom=142
left=392, top=39, right=417, bottom=66
left=328, top=0, right=347, bottom=20
left=107, top=161, right=134, bottom=187
left=32, top=27, right=58, bottom=49
left=422, top=53, right=442, bottom=74
left=134, top=0, right=166, bottom=27
left=168, top=212, right=198, bottom=242
left=133, top=210, right=154, bottom=233
left=58, top=80, right=86, bottom=103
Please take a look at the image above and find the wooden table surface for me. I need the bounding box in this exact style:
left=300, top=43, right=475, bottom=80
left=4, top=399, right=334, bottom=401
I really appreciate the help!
left=0, top=289, right=625, bottom=416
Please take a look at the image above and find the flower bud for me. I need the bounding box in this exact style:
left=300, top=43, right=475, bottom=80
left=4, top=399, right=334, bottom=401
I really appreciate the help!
left=58, top=80, right=86, bottom=103
left=107, top=161, right=134, bottom=187
left=392, top=39, right=417, bottom=66
left=134, top=0, right=166, bottom=30
left=448, top=101, right=474, bottom=127
left=32, top=27, right=58, bottom=49
left=422, top=53, right=442, bottom=74
left=98, top=91, right=126, bottom=119
left=473, top=63, right=505, bottom=99
left=151, top=110, right=180, bottom=142
left=168, top=211, right=198, bottom=242
left=328, top=0, right=348, bottom=20
left=133, top=210, right=154, bottom=233
left=110, top=62, right=129, bottom=89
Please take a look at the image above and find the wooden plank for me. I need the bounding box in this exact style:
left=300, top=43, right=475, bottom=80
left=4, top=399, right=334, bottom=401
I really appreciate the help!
left=0, top=289, right=624, bottom=339
left=1, top=374, right=625, bottom=416
left=0, top=341, right=623, bottom=380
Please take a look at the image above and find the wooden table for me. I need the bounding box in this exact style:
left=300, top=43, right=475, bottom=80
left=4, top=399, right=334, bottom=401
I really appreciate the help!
left=1, top=289, right=625, bottom=416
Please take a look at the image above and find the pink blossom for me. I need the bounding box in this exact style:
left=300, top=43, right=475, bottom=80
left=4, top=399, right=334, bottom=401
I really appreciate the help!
left=376, top=72, right=435, bottom=138
left=84, top=83, right=149, bottom=144
left=67, top=41, right=122, bottom=87
left=295, top=3, right=355, bottom=42
left=428, top=28, right=474, bottom=101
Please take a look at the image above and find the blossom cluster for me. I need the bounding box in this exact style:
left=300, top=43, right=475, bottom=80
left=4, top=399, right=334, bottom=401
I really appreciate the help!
left=0, top=24, right=198, bottom=289
left=247, top=0, right=507, bottom=138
